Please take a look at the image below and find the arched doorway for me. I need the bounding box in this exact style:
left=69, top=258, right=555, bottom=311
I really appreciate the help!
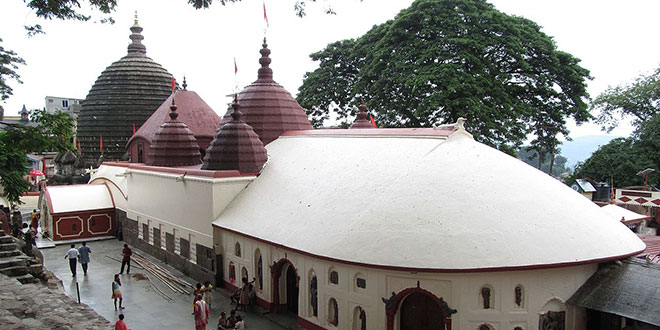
left=400, top=292, right=445, bottom=330
left=271, top=258, right=299, bottom=314
left=286, top=264, right=299, bottom=314
left=384, top=285, right=456, bottom=330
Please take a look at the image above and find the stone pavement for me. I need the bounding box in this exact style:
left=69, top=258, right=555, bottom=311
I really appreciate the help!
left=0, top=273, right=111, bottom=330
left=41, top=239, right=297, bottom=330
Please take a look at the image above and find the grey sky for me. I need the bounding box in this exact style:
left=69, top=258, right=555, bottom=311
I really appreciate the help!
left=1, top=0, right=658, bottom=138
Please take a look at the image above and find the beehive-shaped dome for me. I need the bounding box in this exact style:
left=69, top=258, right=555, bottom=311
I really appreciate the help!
left=147, top=97, right=202, bottom=167
left=221, top=38, right=312, bottom=145
left=77, top=17, right=175, bottom=164
left=203, top=98, right=267, bottom=173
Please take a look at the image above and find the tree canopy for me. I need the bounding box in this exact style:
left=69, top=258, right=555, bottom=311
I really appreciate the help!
left=0, top=109, right=75, bottom=203
left=297, top=0, right=591, bottom=154
left=593, top=65, right=660, bottom=132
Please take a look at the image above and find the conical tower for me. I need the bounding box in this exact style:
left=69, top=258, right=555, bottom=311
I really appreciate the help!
left=203, top=97, right=267, bottom=173
left=77, top=14, right=175, bottom=164
left=350, top=103, right=375, bottom=129
left=222, top=38, right=312, bottom=145
left=147, top=96, right=202, bottom=166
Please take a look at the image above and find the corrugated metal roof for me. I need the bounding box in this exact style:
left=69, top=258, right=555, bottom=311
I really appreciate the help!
left=567, top=258, right=660, bottom=326
left=637, top=234, right=660, bottom=258
left=576, top=179, right=597, bottom=192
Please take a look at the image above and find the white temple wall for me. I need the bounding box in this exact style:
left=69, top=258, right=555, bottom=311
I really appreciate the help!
left=216, top=229, right=594, bottom=330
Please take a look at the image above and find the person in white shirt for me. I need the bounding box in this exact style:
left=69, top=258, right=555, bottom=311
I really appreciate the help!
left=64, top=244, right=79, bottom=276
left=234, top=315, right=245, bottom=330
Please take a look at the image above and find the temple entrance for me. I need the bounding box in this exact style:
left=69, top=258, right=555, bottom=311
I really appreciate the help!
left=399, top=292, right=445, bottom=330
left=286, top=265, right=299, bottom=314
left=271, top=258, right=299, bottom=315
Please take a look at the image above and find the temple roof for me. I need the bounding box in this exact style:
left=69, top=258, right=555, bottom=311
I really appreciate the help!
left=213, top=126, right=644, bottom=271
left=127, top=88, right=221, bottom=148
left=147, top=97, right=202, bottom=167
left=202, top=98, right=267, bottom=173
left=221, top=38, right=312, bottom=145
left=77, top=17, right=175, bottom=164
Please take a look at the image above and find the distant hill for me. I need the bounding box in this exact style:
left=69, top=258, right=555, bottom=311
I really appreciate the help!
left=560, top=135, right=622, bottom=168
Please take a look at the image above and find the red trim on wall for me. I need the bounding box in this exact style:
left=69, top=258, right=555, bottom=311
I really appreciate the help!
left=212, top=223, right=645, bottom=273
left=22, top=192, right=40, bottom=196
left=297, top=316, right=326, bottom=330
left=384, top=286, right=452, bottom=330
left=102, top=182, right=116, bottom=208
left=89, top=178, right=128, bottom=200
left=255, top=296, right=271, bottom=310
left=282, top=127, right=456, bottom=137
left=52, top=208, right=115, bottom=241
left=100, top=162, right=257, bottom=178
left=270, top=258, right=297, bottom=313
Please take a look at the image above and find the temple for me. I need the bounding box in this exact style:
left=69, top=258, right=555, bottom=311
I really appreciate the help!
left=39, top=20, right=649, bottom=330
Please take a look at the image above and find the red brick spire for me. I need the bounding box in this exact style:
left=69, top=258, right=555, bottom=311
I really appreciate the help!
left=350, top=103, right=375, bottom=129
left=221, top=38, right=312, bottom=145
left=147, top=96, right=202, bottom=166
left=202, top=97, right=268, bottom=173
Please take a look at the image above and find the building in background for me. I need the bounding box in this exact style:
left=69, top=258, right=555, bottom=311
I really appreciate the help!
left=44, top=96, right=83, bottom=117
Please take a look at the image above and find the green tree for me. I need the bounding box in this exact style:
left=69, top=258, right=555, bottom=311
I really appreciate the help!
left=0, top=39, right=26, bottom=111
left=297, top=0, right=591, bottom=154
left=517, top=148, right=570, bottom=177
left=593, top=65, right=660, bottom=132
left=0, top=109, right=75, bottom=204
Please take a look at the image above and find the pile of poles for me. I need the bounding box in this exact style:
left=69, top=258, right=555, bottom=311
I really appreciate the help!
left=132, top=252, right=193, bottom=295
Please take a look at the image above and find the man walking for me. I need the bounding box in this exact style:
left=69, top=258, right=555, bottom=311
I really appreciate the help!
left=78, top=241, right=92, bottom=276
left=120, top=244, right=132, bottom=274
left=193, top=294, right=209, bottom=330
left=64, top=244, right=79, bottom=276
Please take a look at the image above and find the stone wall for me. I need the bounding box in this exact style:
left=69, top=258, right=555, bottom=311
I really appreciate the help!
left=0, top=273, right=111, bottom=330
left=117, top=209, right=215, bottom=285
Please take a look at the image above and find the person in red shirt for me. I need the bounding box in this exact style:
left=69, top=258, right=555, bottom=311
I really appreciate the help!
left=114, top=314, right=128, bottom=330
left=193, top=294, right=209, bottom=330
left=120, top=244, right=132, bottom=274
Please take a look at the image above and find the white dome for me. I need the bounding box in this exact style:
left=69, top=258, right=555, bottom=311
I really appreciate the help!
left=212, top=129, right=644, bottom=270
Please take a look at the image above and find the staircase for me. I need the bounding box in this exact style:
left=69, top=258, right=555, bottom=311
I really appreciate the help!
left=0, top=228, right=45, bottom=284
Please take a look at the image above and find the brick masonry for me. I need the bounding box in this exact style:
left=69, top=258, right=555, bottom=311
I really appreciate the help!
left=117, top=210, right=216, bottom=285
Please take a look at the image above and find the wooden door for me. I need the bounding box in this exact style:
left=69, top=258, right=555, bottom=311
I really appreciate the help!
left=400, top=292, right=445, bottom=330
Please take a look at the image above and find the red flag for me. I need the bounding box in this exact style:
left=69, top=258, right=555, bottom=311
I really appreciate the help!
left=100, top=136, right=103, bottom=151
left=171, top=78, right=176, bottom=93
left=234, top=57, right=238, bottom=74
left=263, top=1, right=269, bottom=27
left=132, top=123, right=136, bottom=135
left=369, top=114, right=377, bottom=128
left=77, top=140, right=82, bottom=154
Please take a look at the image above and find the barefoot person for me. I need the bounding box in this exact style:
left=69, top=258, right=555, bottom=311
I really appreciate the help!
left=115, top=314, right=128, bottom=330
left=112, top=274, right=125, bottom=310
left=193, top=294, right=209, bottom=330
left=120, top=244, right=132, bottom=274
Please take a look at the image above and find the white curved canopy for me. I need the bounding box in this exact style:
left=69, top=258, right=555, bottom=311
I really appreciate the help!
left=213, top=130, right=644, bottom=270
left=46, top=184, right=114, bottom=214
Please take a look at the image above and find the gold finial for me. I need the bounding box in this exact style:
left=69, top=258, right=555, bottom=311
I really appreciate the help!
left=134, top=11, right=138, bottom=24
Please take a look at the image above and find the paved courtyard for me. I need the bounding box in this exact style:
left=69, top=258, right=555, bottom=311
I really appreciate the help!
left=41, top=239, right=297, bottom=330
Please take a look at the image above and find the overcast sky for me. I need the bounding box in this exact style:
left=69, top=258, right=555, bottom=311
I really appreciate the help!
left=1, top=0, right=659, bottom=139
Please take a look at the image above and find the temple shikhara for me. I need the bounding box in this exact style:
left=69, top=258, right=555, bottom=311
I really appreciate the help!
left=39, top=20, right=649, bottom=330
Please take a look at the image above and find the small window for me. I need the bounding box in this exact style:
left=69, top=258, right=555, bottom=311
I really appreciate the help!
left=328, top=298, right=338, bottom=327
left=235, top=242, right=241, bottom=257
left=353, top=306, right=366, bottom=330
left=356, top=278, right=366, bottom=289
left=514, top=327, right=523, bottom=330
left=62, top=100, right=69, bottom=108
left=48, top=99, right=53, bottom=103
left=137, top=143, right=143, bottom=163
left=329, top=270, right=339, bottom=285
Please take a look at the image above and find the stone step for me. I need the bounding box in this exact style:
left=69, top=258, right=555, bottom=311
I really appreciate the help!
left=0, top=229, right=5, bottom=236
left=15, top=274, right=39, bottom=284
left=0, top=235, right=14, bottom=244
left=28, top=264, right=43, bottom=275
left=0, top=250, right=21, bottom=258
left=0, top=265, right=28, bottom=276
left=0, top=243, right=17, bottom=251
left=0, top=257, right=27, bottom=269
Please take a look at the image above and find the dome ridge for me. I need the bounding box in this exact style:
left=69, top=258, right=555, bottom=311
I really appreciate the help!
left=203, top=96, right=268, bottom=173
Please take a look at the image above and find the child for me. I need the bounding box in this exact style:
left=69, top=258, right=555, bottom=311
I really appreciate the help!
left=112, top=274, right=125, bottom=310
left=202, top=281, right=213, bottom=310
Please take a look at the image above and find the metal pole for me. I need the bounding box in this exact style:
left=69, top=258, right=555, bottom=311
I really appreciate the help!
left=76, top=282, right=81, bottom=304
